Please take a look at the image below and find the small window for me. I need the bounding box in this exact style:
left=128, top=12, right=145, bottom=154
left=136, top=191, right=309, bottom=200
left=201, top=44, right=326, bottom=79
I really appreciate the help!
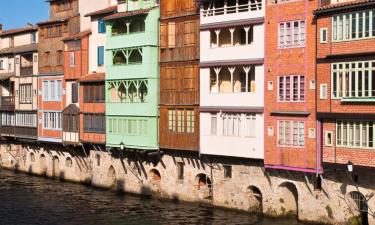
left=211, top=114, right=217, bottom=135
left=223, top=165, right=232, bottom=179
left=325, top=131, right=333, bottom=146
left=31, top=32, right=37, bottom=43
left=72, top=83, right=79, bottom=103
left=30, top=153, right=35, bottom=162
left=320, top=84, right=327, bottom=99
left=268, top=126, right=274, bottom=136
left=65, top=157, right=73, bottom=167
left=98, top=19, right=106, bottom=33
left=268, top=81, right=274, bottom=91
left=320, top=28, right=327, bottom=43
left=97, top=46, right=104, bottom=66
left=69, top=52, right=75, bottom=67
left=309, top=128, right=316, bottom=139
left=95, top=154, right=100, bottom=167
left=0, top=60, right=3, bottom=70
left=310, top=80, right=316, bottom=89
left=177, top=162, right=184, bottom=180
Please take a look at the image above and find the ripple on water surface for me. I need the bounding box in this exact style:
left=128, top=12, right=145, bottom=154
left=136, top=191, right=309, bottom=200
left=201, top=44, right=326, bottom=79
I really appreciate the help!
left=0, top=170, right=310, bottom=225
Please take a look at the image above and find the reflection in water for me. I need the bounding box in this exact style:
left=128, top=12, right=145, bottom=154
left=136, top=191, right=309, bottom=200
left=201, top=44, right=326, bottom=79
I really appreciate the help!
left=0, top=170, right=309, bottom=225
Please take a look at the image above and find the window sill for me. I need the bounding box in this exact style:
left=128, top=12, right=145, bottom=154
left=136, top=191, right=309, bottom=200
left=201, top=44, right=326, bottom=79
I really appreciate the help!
left=336, top=145, right=375, bottom=151
left=341, top=98, right=375, bottom=103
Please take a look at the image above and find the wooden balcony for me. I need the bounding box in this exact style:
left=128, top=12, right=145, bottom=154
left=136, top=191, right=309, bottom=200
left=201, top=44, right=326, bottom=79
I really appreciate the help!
left=160, top=91, right=199, bottom=105
left=15, top=127, right=37, bottom=139
left=20, top=66, right=33, bottom=76
left=160, top=46, right=199, bottom=63
left=0, top=96, right=15, bottom=111
left=1, top=126, right=15, bottom=137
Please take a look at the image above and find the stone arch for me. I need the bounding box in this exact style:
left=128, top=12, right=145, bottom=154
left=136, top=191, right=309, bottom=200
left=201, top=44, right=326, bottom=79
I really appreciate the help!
left=52, top=156, right=60, bottom=177
left=246, top=185, right=263, bottom=213
left=278, top=182, right=298, bottom=216
left=65, top=157, right=73, bottom=168
left=195, top=173, right=212, bottom=200
left=149, top=168, right=161, bottom=182
left=107, top=165, right=116, bottom=188
left=40, top=154, right=47, bottom=175
left=348, top=191, right=369, bottom=225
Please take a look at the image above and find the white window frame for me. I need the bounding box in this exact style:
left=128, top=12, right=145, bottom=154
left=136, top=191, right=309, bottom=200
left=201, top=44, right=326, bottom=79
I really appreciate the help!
left=331, top=60, right=375, bottom=99
left=69, top=52, right=75, bottom=67
left=278, top=20, right=306, bottom=48
left=336, top=120, right=375, bottom=149
left=277, top=120, right=305, bottom=147
left=325, top=131, right=333, bottom=146
left=278, top=75, right=305, bottom=102
left=320, top=83, right=328, bottom=99
left=42, top=80, right=62, bottom=102
left=320, top=27, right=328, bottom=43
left=332, top=10, right=375, bottom=42
left=42, top=111, right=62, bottom=130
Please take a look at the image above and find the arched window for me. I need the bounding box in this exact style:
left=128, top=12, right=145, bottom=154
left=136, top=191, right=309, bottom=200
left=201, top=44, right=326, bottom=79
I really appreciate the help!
left=30, top=153, right=35, bottom=162
left=113, top=51, right=126, bottom=65
left=112, top=20, right=127, bottom=35
left=65, top=157, right=73, bottom=167
left=128, top=49, right=142, bottom=64
left=130, top=19, right=145, bottom=33
left=128, top=82, right=137, bottom=102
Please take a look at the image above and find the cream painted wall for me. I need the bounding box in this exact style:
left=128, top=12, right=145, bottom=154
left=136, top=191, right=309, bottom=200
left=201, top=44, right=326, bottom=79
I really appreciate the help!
left=89, top=18, right=106, bottom=74
left=79, top=0, right=117, bottom=31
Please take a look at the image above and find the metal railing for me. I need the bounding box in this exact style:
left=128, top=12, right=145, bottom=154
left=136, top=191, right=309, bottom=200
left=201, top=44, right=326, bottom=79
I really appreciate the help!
left=20, top=66, right=33, bottom=76
left=0, top=96, right=15, bottom=109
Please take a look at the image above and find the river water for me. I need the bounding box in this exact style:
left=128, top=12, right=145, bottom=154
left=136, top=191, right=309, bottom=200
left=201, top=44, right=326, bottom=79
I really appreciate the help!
left=0, top=170, right=310, bottom=225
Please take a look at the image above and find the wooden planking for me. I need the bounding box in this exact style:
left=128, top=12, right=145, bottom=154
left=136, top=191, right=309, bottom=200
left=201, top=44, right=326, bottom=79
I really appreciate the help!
left=161, top=0, right=198, bottom=18
left=159, top=106, right=199, bottom=151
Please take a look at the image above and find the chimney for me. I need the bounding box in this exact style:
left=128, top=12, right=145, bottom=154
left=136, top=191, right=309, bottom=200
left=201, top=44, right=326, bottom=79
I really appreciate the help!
left=0, top=24, right=3, bottom=32
left=26, top=23, right=33, bottom=27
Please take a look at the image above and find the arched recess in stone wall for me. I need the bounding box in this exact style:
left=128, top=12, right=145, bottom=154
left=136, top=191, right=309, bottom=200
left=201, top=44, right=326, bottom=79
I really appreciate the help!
left=348, top=191, right=369, bottom=225
left=195, top=173, right=212, bottom=200
left=40, top=154, right=47, bottom=175
left=52, top=156, right=60, bottom=178
left=278, top=182, right=298, bottom=216
left=246, top=185, right=263, bottom=213
left=107, top=166, right=117, bottom=188
left=149, top=169, right=161, bottom=182
left=148, top=169, right=162, bottom=196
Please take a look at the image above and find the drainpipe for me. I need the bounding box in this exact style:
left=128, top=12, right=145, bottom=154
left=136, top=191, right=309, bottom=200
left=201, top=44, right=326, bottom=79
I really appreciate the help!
left=315, top=6, right=319, bottom=178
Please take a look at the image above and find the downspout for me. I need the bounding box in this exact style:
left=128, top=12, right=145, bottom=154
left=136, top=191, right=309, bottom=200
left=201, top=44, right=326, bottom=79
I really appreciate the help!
left=315, top=1, right=320, bottom=178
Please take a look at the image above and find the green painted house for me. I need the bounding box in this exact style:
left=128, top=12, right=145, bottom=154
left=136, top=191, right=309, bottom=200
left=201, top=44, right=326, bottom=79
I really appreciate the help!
left=104, top=0, right=159, bottom=150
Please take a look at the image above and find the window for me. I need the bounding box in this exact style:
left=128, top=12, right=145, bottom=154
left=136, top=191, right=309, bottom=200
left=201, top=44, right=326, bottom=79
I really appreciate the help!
left=71, top=83, right=79, bottom=103
left=83, top=83, right=105, bottom=103
left=57, top=50, right=64, bottom=65
left=42, top=80, right=62, bottom=101
left=65, top=157, right=73, bottom=167
left=245, top=114, right=257, bottom=137
left=211, top=113, right=256, bottom=137
left=168, top=22, right=176, bottom=48
left=211, top=114, right=217, bottom=135
left=42, top=112, right=62, bottom=130
left=279, top=20, right=306, bottom=48
left=112, top=48, right=142, bottom=65
left=0, top=60, right=3, bottom=70
left=320, top=28, right=327, bottom=43
left=332, top=10, right=375, bottom=42
left=15, top=113, right=37, bottom=127
left=223, top=165, right=232, bottom=179
left=320, top=84, right=327, bottom=99
left=223, top=113, right=241, bottom=136
left=278, top=75, right=305, bottom=102
left=98, top=19, right=106, bottom=33
left=167, top=109, right=195, bottom=133
left=1, top=113, right=15, bottom=126
left=336, top=120, right=375, bottom=149
left=332, top=61, right=375, bottom=99
left=63, top=113, right=78, bottom=132
left=69, top=52, right=75, bottom=67
left=325, top=131, right=333, bottom=146
left=210, top=66, right=256, bottom=93
left=30, top=153, right=35, bottom=162
left=177, top=162, right=184, bottom=180
left=97, top=46, right=104, bottom=66
left=107, top=118, right=148, bottom=136
left=19, top=84, right=32, bottom=104
left=84, top=114, right=105, bottom=133
left=107, top=79, right=148, bottom=103
left=278, top=121, right=305, bottom=147
left=95, top=154, right=101, bottom=167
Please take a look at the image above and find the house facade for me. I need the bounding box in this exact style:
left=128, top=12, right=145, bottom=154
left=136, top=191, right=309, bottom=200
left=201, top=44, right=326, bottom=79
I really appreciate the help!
left=0, top=26, right=38, bottom=139
left=104, top=0, right=160, bottom=150
left=36, top=0, right=80, bottom=143
left=199, top=0, right=265, bottom=159
left=315, top=1, right=375, bottom=169
left=264, top=0, right=320, bottom=174
left=159, top=0, right=200, bottom=151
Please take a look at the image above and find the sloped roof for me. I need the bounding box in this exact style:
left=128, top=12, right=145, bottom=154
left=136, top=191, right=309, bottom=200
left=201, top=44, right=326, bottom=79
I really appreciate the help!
left=80, top=72, right=105, bottom=83
left=0, top=26, right=37, bottom=37
left=103, top=8, right=151, bottom=21
left=62, top=29, right=92, bottom=41
left=85, top=5, right=118, bottom=17
left=0, top=43, right=38, bottom=55
left=314, top=0, right=375, bottom=15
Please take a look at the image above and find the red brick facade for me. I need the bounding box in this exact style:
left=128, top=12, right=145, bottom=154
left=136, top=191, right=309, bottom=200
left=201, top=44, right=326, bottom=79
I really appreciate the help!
left=316, top=2, right=375, bottom=168
left=264, top=0, right=320, bottom=173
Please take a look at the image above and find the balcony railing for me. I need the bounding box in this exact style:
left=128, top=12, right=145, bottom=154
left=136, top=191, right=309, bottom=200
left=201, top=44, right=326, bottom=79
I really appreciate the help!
left=201, top=1, right=263, bottom=17
left=1, top=126, right=15, bottom=136
left=20, top=66, right=33, bottom=76
left=0, top=96, right=15, bottom=110
left=15, top=126, right=37, bottom=139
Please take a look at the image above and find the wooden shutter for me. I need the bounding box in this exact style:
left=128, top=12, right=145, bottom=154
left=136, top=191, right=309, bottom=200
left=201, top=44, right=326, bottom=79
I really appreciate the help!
left=160, top=23, right=167, bottom=49
left=98, top=46, right=104, bottom=66
left=168, top=22, right=176, bottom=48
left=72, top=83, right=79, bottom=103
